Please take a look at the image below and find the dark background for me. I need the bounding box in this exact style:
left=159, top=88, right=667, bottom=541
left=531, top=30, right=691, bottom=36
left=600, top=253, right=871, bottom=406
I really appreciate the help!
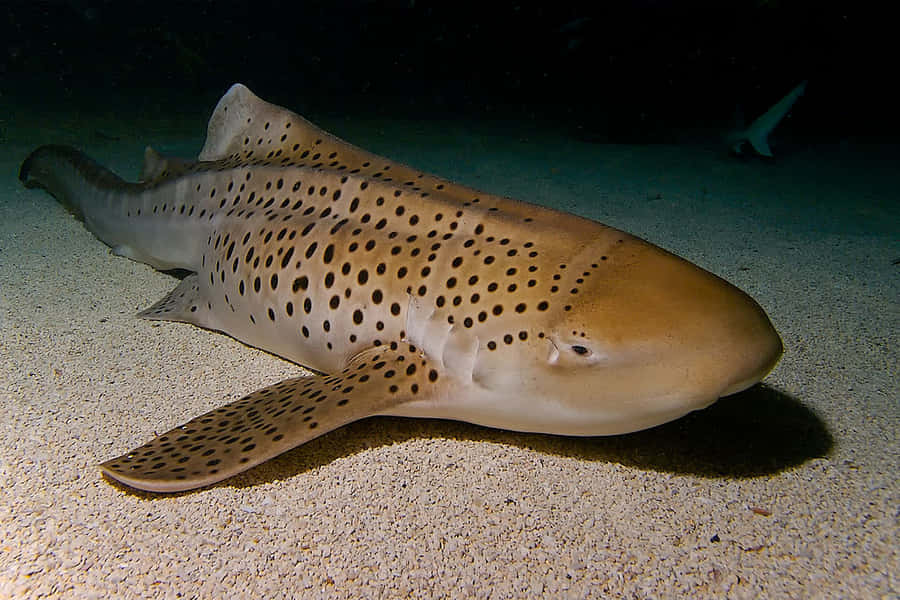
left=1, top=1, right=892, bottom=143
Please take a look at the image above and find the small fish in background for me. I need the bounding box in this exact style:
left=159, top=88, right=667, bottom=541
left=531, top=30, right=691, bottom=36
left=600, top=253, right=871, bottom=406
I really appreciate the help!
left=555, top=16, right=593, bottom=53
left=727, top=80, right=807, bottom=157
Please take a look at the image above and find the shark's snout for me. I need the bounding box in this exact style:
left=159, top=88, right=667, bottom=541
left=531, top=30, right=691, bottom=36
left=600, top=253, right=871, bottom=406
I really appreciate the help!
left=709, top=291, right=783, bottom=398
left=624, top=241, right=783, bottom=405
left=542, top=236, right=785, bottom=435
left=476, top=236, right=785, bottom=438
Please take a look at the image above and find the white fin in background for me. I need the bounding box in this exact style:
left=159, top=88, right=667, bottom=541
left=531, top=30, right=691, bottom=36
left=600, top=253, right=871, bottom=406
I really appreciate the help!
left=728, top=80, right=807, bottom=157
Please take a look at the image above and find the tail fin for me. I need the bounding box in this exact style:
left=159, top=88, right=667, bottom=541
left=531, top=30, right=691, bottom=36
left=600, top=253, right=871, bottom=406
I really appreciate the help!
left=19, top=145, right=203, bottom=271
left=19, top=145, right=136, bottom=217
left=728, top=80, right=807, bottom=157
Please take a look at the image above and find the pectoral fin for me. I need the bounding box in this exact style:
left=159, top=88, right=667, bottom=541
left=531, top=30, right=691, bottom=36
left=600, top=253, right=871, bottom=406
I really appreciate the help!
left=100, top=343, right=447, bottom=492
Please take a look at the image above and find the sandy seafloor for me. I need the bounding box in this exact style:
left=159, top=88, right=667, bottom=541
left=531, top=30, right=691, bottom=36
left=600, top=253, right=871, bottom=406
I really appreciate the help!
left=0, top=94, right=897, bottom=599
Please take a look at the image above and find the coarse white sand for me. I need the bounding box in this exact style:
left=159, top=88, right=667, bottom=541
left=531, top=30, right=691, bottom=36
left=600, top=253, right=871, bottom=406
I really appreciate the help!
left=1, top=99, right=897, bottom=599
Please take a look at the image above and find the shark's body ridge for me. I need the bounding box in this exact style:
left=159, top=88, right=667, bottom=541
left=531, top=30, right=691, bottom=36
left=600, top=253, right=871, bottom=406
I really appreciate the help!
left=20, top=84, right=782, bottom=492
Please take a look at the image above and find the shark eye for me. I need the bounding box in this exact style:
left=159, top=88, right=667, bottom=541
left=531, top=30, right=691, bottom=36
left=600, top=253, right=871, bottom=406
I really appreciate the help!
left=570, top=345, right=590, bottom=356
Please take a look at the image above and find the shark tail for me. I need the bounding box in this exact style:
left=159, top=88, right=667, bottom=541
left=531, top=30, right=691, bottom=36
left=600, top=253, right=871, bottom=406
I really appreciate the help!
left=19, top=145, right=135, bottom=215
left=728, top=80, right=807, bottom=157
left=746, top=129, right=774, bottom=157
left=19, top=145, right=203, bottom=271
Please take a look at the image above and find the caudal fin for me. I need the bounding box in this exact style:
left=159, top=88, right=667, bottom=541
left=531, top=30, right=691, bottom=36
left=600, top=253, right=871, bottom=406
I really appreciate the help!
left=20, top=145, right=203, bottom=271
left=19, top=145, right=133, bottom=217
left=728, top=80, right=807, bottom=157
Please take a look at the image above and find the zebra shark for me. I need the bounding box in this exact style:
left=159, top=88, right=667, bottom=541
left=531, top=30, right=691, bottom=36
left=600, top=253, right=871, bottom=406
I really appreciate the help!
left=19, top=84, right=783, bottom=492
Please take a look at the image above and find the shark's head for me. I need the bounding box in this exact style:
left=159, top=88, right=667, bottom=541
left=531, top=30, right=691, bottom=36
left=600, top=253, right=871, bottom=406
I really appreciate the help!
left=469, top=235, right=783, bottom=436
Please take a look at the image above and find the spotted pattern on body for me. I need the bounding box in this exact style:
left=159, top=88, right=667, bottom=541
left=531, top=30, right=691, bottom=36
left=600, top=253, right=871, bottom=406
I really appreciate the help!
left=138, top=140, right=616, bottom=374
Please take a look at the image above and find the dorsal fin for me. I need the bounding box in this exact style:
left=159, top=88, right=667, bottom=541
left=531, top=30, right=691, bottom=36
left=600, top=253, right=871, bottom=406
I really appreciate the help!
left=139, top=147, right=167, bottom=181
left=139, top=146, right=194, bottom=184
left=196, top=83, right=552, bottom=222
left=198, top=83, right=426, bottom=181
left=198, top=84, right=376, bottom=168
